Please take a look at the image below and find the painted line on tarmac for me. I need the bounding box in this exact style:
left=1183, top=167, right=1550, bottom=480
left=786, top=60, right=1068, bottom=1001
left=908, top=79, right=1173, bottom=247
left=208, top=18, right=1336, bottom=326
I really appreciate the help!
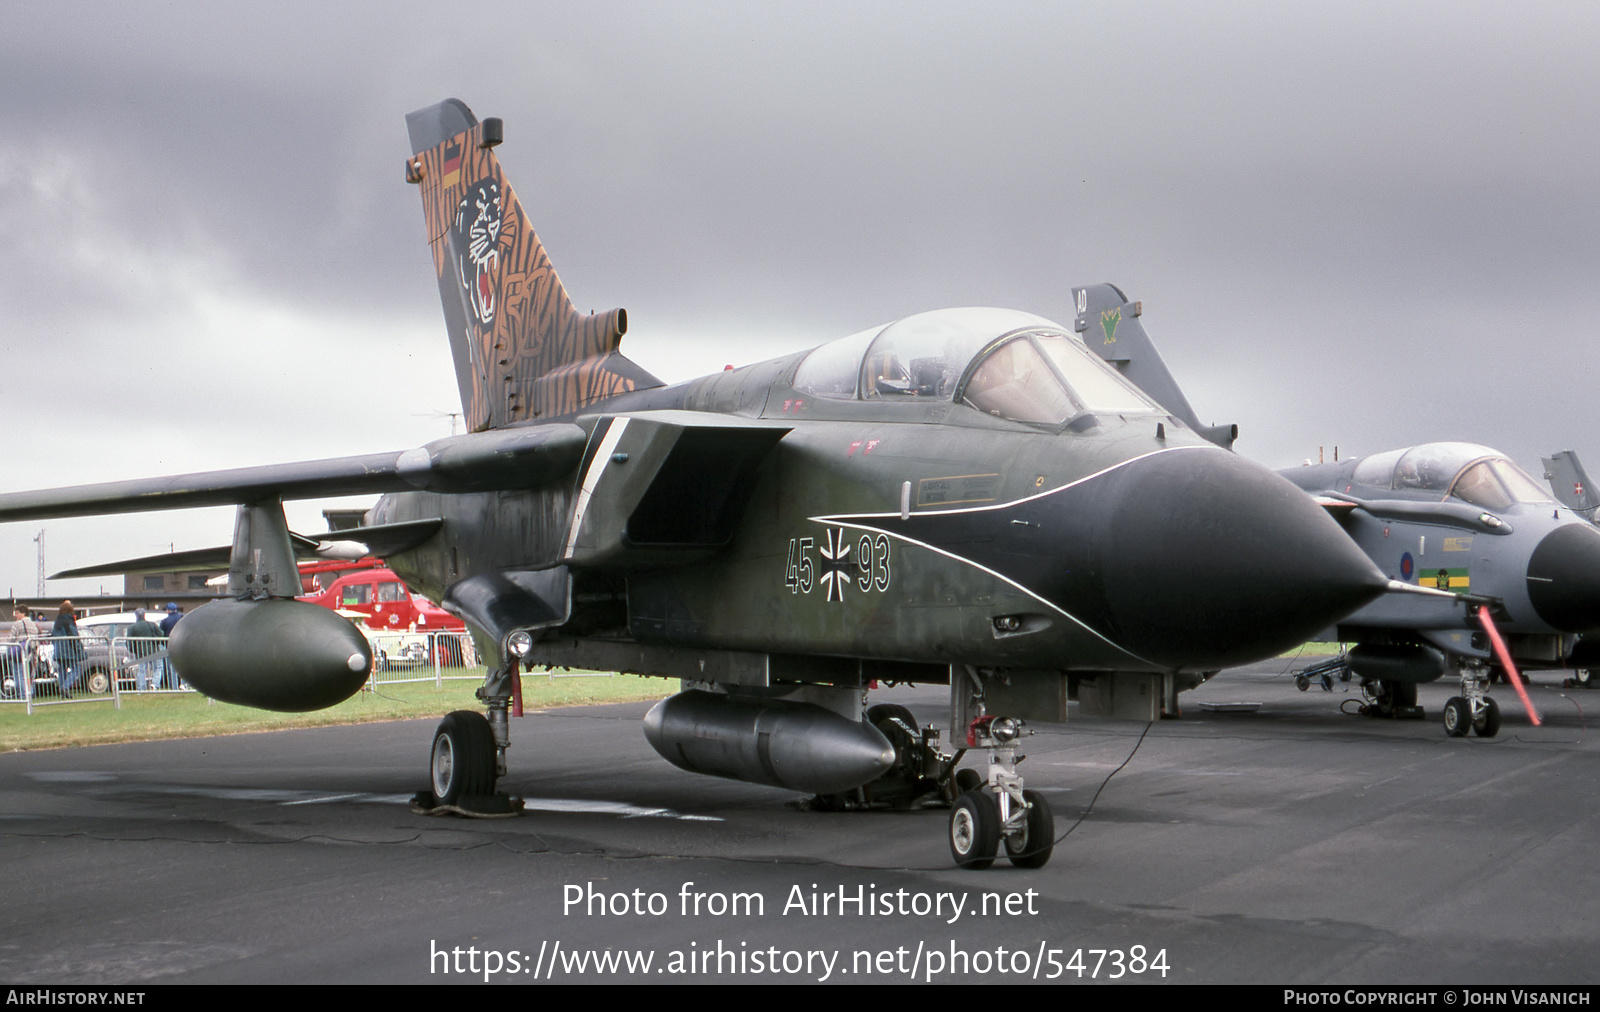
left=24, top=772, right=722, bottom=820
left=517, top=797, right=723, bottom=821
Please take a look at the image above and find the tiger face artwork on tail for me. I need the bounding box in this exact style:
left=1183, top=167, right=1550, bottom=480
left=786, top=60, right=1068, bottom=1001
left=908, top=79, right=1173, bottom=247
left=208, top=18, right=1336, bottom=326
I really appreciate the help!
left=452, top=179, right=506, bottom=329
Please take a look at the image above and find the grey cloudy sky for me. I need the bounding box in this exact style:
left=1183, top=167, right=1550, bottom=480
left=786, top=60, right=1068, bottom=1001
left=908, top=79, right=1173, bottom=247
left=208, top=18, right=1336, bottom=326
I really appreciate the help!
left=2, top=2, right=1597, bottom=596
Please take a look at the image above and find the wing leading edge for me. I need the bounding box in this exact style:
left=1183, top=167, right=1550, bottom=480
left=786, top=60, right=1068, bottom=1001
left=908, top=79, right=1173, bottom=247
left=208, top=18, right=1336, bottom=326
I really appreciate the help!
left=0, top=423, right=587, bottom=524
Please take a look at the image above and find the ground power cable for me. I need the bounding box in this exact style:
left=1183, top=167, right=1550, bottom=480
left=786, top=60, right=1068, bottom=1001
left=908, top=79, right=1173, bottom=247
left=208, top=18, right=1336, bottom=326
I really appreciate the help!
left=1051, top=718, right=1151, bottom=847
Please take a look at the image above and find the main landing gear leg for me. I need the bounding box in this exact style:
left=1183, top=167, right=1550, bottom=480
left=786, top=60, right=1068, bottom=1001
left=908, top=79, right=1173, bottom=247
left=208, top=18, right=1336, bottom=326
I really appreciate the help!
left=412, top=662, right=523, bottom=817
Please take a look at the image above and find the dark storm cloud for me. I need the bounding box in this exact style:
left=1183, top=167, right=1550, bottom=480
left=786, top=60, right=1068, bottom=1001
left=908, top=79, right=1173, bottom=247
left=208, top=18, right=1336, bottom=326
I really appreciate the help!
left=0, top=8, right=435, bottom=324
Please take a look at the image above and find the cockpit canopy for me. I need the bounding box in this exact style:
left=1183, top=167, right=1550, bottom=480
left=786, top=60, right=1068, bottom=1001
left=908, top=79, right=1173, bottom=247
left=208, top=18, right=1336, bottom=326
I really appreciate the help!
left=1350, top=442, right=1554, bottom=511
left=792, top=307, right=1160, bottom=425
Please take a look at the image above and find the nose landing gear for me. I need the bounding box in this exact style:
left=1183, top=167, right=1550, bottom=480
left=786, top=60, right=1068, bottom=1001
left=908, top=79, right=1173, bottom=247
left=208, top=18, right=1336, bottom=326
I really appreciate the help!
left=949, top=714, right=1054, bottom=870
left=1443, top=606, right=1541, bottom=738
left=1443, top=662, right=1504, bottom=738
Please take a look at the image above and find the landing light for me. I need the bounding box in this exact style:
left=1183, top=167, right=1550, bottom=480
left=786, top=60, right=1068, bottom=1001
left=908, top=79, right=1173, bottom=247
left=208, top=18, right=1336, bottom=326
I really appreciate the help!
left=990, top=717, right=1023, bottom=743
left=507, top=630, right=534, bottom=659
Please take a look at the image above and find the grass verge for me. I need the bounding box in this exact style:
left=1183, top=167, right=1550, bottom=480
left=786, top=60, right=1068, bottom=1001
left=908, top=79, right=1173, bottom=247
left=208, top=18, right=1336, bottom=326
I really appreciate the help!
left=1281, top=642, right=1345, bottom=657
left=0, top=670, right=670, bottom=752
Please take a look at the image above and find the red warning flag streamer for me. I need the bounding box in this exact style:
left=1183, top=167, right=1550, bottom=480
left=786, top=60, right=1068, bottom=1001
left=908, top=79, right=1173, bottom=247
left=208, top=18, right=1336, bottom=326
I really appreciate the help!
left=1473, top=606, right=1541, bottom=726
left=510, top=657, right=524, bottom=719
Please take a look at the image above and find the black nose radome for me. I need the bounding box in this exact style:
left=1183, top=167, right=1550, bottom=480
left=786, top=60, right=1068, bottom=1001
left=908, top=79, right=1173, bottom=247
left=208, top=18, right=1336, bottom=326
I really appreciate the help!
left=828, top=446, right=1388, bottom=672
left=1527, top=523, right=1600, bottom=633
left=1091, top=449, right=1388, bottom=669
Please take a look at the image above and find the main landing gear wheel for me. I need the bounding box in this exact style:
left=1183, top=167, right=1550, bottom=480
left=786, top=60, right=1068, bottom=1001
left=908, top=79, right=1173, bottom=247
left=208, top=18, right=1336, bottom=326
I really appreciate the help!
left=430, top=710, right=497, bottom=805
left=866, top=703, right=922, bottom=764
left=808, top=702, right=963, bottom=811
left=866, top=702, right=916, bottom=730
left=1442, top=696, right=1471, bottom=738
left=1003, top=789, right=1055, bottom=869
left=1363, top=680, right=1422, bottom=719
left=864, top=702, right=943, bottom=808
left=950, top=790, right=1000, bottom=870
left=1474, top=696, right=1502, bottom=738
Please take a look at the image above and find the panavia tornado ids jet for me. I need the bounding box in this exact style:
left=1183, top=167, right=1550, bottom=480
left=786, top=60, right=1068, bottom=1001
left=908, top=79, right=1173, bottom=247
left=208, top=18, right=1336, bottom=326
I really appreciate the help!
left=1078, top=283, right=1600, bottom=737
left=0, top=100, right=1393, bottom=870
left=1277, top=443, right=1600, bottom=735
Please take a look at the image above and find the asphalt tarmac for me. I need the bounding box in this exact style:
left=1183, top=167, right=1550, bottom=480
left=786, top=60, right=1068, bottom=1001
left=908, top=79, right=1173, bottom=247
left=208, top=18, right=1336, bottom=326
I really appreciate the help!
left=3, top=661, right=1599, bottom=986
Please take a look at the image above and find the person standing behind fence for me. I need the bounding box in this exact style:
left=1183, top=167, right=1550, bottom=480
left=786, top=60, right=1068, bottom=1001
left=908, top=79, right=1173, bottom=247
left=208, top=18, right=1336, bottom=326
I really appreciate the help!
left=159, top=603, right=182, bottom=689
left=9, top=605, right=37, bottom=641
left=51, top=601, right=85, bottom=697
left=5, top=604, right=38, bottom=699
left=127, top=609, right=163, bottom=691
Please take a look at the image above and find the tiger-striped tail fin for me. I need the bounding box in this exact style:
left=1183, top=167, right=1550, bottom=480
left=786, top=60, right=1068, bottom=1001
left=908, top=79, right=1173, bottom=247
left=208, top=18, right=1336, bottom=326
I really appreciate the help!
left=405, top=99, right=660, bottom=431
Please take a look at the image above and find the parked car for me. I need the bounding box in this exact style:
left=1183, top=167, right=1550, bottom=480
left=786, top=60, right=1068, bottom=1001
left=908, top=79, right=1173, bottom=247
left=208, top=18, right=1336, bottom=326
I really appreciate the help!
left=78, top=612, right=173, bottom=690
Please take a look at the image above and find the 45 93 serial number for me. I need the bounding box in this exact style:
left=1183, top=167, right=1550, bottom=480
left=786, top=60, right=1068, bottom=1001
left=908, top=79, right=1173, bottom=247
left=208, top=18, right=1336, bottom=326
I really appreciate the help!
left=784, top=530, right=891, bottom=598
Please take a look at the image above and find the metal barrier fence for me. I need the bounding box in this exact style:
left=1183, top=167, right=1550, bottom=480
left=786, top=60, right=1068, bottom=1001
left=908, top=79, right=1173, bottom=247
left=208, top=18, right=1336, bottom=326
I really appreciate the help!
left=0, top=630, right=485, bottom=711
left=352, top=630, right=617, bottom=686
left=364, top=630, right=480, bottom=687
left=114, top=636, right=190, bottom=698
left=0, top=634, right=191, bottom=714
left=2, top=627, right=611, bottom=713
